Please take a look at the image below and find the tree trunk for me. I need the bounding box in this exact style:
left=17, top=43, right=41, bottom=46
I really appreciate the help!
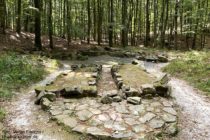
left=34, top=0, right=42, bottom=50
left=48, top=0, right=53, bottom=49
left=0, top=0, right=6, bottom=34
left=153, top=0, right=158, bottom=47
left=174, top=0, right=178, bottom=50
left=109, top=0, right=114, bottom=47
left=121, top=0, right=128, bottom=47
left=145, top=0, right=150, bottom=46
left=87, top=0, right=91, bottom=44
left=16, top=0, right=21, bottom=34
left=97, top=0, right=102, bottom=45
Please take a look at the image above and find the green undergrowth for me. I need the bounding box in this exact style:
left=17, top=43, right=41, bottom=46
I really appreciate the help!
left=0, top=108, right=6, bottom=122
left=0, top=52, right=60, bottom=100
left=163, top=51, right=210, bottom=94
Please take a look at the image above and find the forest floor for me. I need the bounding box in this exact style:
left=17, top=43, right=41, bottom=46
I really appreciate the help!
left=0, top=30, right=210, bottom=140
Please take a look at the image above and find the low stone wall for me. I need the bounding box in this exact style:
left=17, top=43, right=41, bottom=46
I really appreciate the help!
left=111, top=64, right=171, bottom=102
left=35, top=64, right=102, bottom=107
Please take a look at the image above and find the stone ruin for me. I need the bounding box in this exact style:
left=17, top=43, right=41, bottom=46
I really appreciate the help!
left=34, top=63, right=178, bottom=140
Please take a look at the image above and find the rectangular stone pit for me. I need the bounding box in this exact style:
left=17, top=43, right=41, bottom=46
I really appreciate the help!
left=35, top=64, right=102, bottom=98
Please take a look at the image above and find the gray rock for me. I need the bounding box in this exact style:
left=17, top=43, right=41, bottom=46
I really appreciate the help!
left=122, top=85, right=130, bottom=92
left=88, top=79, right=97, bottom=86
left=124, top=118, right=138, bottom=125
left=112, top=131, right=133, bottom=139
left=149, top=119, right=165, bottom=129
left=145, top=55, right=158, bottom=62
left=101, top=95, right=113, bottom=104
left=97, top=114, right=110, bottom=122
left=88, top=108, right=101, bottom=115
left=125, top=88, right=140, bottom=97
left=116, top=105, right=129, bottom=114
left=40, top=98, right=51, bottom=110
left=91, top=72, right=98, bottom=78
left=164, top=123, right=178, bottom=136
left=163, top=107, right=177, bottom=116
left=72, top=124, right=87, bottom=133
left=127, top=97, right=141, bottom=105
left=107, top=90, right=118, bottom=97
left=71, top=65, right=79, bottom=71
left=76, top=110, right=93, bottom=121
left=112, top=122, right=127, bottom=131
left=53, top=115, right=78, bottom=129
left=154, top=84, right=171, bottom=97
left=88, top=116, right=103, bottom=126
left=50, top=109, right=63, bottom=116
left=35, top=91, right=45, bottom=105
left=132, top=60, right=139, bottom=65
left=75, top=104, right=89, bottom=111
left=82, top=86, right=97, bottom=96
left=86, top=127, right=110, bottom=138
left=132, top=124, right=147, bottom=133
left=141, top=84, right=156, bottom=97
left=157, top=55, right=168, bottom=63
left=161, top=114, right=177, bottom=123
left=113, top=96, right=122, bottom=102
left=35, top=91, right=56, bottom=105
left=139, top=112, right=156, bottom=123
left=114, top=73, right=121, bottom=78
left=64, top=86, right=83, bottom=97
left=129, top=105, right=145, bottom=115
left=162, top=101, right=173, bottom=107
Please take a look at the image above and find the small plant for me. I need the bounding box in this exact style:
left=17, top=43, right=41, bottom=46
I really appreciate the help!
left=0, top=108, right=6, bottom=121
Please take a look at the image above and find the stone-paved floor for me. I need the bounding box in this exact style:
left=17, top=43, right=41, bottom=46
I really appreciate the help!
left=49, top=97, right=177, bottom=139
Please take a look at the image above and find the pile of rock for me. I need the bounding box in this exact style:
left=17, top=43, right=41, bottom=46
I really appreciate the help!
left=100, top=90, right=122, bottom=104
left=136, top=51, right=169, bottom=63
left=34, top=91, right=56, bottom=110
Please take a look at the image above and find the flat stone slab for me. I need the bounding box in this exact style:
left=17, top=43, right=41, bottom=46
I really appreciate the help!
left=49, top=97, right=178, bottom=139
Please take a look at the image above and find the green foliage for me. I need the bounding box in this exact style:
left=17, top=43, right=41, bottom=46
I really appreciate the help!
left=0, top=108, right=6, bottom=121
left=163, top=51, right=210, bottom=93
left=0, top=53, right=46, bottom=99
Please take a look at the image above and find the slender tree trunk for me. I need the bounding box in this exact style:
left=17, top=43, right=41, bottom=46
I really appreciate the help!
left=109, top=0, right=114, bottom=47
left=174, top=0, right=178, bottom=50
left=16, top=0, right=21, bottom=34
left=97, top=0, right=102, bottom=45
left=121, top=0, right=128, bottom=47
left=48, top=0, right=53, bottom=49
left=34, top=0, right=42, bottom=50
left=153, top=0, right=158, bottom=47
left=0, top=0, right=6, bottom=34
left=145, top=0, right=150, bottom=46
left=87, top=0, right=91, bottom=44
left=67, top=0, right=71, bottom=46
left=192, top=1, right=200, bottom=49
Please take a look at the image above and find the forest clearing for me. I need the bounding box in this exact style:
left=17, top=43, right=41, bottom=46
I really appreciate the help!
left=0, top=0, right=210, bottom=140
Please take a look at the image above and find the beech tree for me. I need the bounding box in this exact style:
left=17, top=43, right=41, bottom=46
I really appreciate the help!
left=1, top=0, right=209, bottom=49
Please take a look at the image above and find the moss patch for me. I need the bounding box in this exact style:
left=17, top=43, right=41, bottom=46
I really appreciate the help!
left=119, top=64, right=156, bottom=88
left=36, top=72, right=92, bottom=93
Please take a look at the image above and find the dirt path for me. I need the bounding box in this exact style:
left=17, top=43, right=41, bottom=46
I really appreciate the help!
left=144, top=62, right=210, bottom=140
left=3, top=69, right=82, bottom=140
